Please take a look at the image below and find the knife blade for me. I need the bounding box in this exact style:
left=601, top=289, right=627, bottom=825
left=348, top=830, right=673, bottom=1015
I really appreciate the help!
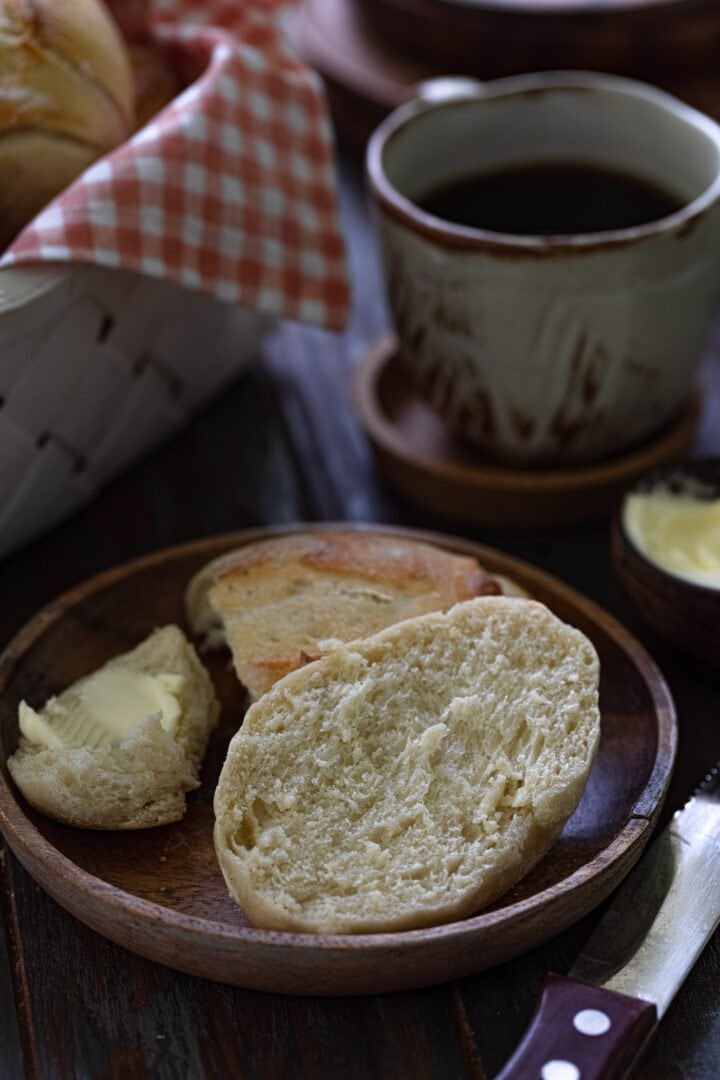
left=495, top=764, right=720, bottom=1080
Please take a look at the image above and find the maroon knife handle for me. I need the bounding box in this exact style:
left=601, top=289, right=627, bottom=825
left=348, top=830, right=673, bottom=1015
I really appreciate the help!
left=495, top=973, right=658, bottom=1080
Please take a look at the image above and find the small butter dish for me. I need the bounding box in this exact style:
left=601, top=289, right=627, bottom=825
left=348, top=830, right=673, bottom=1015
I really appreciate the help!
left=611, top=459, right=720, bottom=676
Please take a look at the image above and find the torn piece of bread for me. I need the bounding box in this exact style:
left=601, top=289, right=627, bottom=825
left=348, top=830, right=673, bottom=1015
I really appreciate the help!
left=8, top=625, right=220, bottom=830
left=186, top=531, right=525, bottom=700
left=213, top=596, right=601, bottom=934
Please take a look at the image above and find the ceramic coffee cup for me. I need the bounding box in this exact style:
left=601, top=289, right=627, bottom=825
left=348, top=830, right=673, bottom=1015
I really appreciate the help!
left=366, top=71, right=720, bottom=466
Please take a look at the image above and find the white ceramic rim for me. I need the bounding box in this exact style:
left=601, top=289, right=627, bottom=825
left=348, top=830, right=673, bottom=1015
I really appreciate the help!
left=366, top=69, right=720, bottom=252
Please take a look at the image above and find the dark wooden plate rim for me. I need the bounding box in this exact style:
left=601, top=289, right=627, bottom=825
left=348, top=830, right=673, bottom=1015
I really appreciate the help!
left=0, top=524, right=676, bottom=959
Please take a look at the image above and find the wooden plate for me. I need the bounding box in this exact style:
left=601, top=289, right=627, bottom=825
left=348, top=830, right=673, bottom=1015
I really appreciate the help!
left=288, top=0, right=720, bottom=147
left=356, top=0, right=720, bottom=77
left=353, top=337, right=701, bottom=529
left=0, top=524, right=676, bottom=995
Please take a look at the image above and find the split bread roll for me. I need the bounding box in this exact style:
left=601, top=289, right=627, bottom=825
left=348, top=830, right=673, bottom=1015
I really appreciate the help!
left=0, top=0, right=135, bottom=249
left=186, top=531, right=527, bottom=700
left=8, top=625, right=220, bottom=830
left=214, top=596, right=601, bottom=934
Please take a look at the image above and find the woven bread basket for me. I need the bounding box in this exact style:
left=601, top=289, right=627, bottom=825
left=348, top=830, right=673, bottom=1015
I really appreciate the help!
left=0, top=264, right=272, bottom=559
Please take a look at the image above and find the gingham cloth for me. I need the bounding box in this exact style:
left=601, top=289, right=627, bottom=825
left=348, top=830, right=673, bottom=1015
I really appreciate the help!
left=0, top=0, right=350, bottom=330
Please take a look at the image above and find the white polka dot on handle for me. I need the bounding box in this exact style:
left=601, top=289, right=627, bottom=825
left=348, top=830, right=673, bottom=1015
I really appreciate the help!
left=574, top=1008, right=612, bottom=1037
left=541, top=1061, right=581, bottom=1080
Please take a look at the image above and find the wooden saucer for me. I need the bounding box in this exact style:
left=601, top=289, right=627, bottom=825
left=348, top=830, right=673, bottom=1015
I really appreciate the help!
left=353, top=337, right=701, bottom=528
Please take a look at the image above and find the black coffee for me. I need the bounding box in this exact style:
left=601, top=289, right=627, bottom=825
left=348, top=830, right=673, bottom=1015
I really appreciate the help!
left=417, top=162, right=684, bottom=235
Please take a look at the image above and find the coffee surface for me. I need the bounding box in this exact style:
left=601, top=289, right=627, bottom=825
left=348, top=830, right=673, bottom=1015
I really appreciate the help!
left=417, top=162, right=684, bottom=235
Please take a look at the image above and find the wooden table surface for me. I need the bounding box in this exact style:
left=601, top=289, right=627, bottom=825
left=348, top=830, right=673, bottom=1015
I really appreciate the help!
left=1, top=157, right=720, bottom=1079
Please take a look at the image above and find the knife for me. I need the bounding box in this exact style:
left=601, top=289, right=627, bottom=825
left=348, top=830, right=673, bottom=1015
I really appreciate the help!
left=496, top=764, right=720, bottom=1080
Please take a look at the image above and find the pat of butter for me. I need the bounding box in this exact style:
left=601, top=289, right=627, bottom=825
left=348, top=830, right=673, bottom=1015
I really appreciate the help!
left=19, top=668, right=186, bottom=751
left=623, top=490, right=720, bottom=588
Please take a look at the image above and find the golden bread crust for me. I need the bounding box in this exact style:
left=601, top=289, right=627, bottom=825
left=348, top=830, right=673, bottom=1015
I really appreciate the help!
left=185, top=531, right=522, bottom=698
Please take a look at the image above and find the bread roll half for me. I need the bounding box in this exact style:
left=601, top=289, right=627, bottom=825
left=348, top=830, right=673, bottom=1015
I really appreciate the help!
left=214, top=596, right=600, bottom=934
left=186, top=531, right=524, bottom=700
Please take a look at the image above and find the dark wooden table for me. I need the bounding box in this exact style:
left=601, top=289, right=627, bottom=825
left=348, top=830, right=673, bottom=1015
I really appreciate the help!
left=1, top=157, right=719, bottom=1079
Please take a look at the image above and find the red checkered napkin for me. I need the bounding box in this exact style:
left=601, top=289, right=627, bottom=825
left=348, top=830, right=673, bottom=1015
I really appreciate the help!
left=0, top=0, right=350, bottom=330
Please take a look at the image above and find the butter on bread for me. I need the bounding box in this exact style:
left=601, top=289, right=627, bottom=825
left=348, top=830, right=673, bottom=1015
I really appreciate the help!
left=0, top=0, right=135, bottom=248
left=213, top=596, right=601, bottom=934
left=185, top=531, right=526, bottom=700
left=7, top=625, right=220, bottom=830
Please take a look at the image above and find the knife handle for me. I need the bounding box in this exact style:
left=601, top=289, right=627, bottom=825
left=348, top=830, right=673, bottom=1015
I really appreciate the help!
left=495, top=973, right=658, bottom=1080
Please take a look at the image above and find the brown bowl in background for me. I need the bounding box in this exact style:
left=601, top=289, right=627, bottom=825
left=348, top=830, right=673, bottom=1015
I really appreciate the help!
left=611, top=459, right=720, bottom=676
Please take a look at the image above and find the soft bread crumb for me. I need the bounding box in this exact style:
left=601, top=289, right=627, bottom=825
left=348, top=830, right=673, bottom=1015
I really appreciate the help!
left=213, top=596, right=600, bottom=934
left=8, top=626, right=220, bottom=829
left=185, top=531, right=527, bottom=699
